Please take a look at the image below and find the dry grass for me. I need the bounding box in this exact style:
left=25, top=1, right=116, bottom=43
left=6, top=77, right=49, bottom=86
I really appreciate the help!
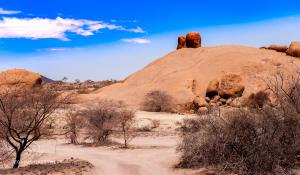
left=0, top=158, right=94, bottom=175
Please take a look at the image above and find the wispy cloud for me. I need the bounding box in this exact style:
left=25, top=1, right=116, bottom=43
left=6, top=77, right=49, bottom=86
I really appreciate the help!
left=0, top=7, right=21, bottom=15
left=0, top=17, right=146, bottom=41
left=124, top=26, right=146, bottom=33
left=110, top=19, right=138, bottom=23
left=121, top=38, right=151, bottom=44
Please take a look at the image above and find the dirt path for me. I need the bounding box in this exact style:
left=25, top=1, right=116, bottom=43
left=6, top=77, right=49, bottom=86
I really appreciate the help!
left=28, top=136, right=193, bottom=175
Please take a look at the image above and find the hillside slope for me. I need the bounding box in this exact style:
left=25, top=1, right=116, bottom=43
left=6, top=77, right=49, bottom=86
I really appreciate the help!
left=81, top=45, right=300, bottom=109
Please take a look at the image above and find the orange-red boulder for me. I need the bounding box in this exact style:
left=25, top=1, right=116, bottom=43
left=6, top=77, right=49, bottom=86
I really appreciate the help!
left=286, top=42, right=300, bottom=58
left=186, top=32, right=201, bottom=48
left=176, top=36, right=186, bottom=50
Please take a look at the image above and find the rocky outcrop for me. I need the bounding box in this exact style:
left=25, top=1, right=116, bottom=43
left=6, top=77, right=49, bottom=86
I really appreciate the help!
left=267, top=45, right=288, bottom=53
left=177, top=36, right=186, bottom=50
left=218, top=74, right=245, bottom=99
left=0, top=69, right=42, bottom=88
left=205, top=74, right=245, bottom=99
left=286, top=42, right=300, bottom=58
left=177, top=32, right=201, bottom=49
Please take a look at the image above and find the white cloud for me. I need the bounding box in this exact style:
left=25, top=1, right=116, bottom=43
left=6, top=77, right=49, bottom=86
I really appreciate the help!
left=124, top=26, right=146, bottom=33
left=121, top=38, right=151, bottom=44
left=0, top=8, right=21, bottom=15
left=0, top=17, right=146, bottom=41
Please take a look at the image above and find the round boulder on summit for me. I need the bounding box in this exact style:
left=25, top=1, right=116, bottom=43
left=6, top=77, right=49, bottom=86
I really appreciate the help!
left=186, top=32, right=201, bottom=48
left=177, top=36, right=187, bottom=50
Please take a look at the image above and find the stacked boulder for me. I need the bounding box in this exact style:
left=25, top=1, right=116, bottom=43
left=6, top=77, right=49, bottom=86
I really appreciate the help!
left=192, top=74, right=245, bottom=113
left=176, top=32, right=201, bottom=50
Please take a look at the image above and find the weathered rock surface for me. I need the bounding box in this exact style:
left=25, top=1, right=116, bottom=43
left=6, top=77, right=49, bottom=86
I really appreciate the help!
left=0, top=69, right=42, bottom=88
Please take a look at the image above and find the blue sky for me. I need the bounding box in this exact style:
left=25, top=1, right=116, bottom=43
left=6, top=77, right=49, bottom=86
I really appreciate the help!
left=0, top=0, right=300, bottom=81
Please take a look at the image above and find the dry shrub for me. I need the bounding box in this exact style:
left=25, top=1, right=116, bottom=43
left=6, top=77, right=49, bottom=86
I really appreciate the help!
left=177, top=108, right=300, bottom=175
left=65, top=108, right=84, bottom=144
left=83, top=100, right=122, bottom=143
left=83, top=100, right=135, bottom=146
left=141, top=90, right=174, bottom=112
left=246, top=90, right=270, bottom=108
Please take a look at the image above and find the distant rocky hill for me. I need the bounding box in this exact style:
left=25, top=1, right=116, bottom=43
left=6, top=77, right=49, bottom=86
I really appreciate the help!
left=41, top=75, right=56, bottom=84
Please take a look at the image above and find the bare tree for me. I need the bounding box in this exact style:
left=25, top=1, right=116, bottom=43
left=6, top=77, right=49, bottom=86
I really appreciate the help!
left=118, top=109, right=135, bottom=148
left=0, top=87, right=70, bottom=168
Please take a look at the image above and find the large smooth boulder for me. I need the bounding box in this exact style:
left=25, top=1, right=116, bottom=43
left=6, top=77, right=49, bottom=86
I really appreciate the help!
left=186, top=32, right=201, bottom=48
left=177, top=36, right=186, bottom=50
left=286, top=42, right=300, bottom=58
left=218, top=74, right=245, bottom=99
left=267, top=45, right=288, bottom=53
left=206, top=79, right=219, bottom=98
left=0, top=69, right=42, bottom=88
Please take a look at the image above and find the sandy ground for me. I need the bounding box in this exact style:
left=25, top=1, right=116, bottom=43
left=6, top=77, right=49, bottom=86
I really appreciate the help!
left=5, top=112, right=198, bottom=175
left=28, top=136, right=194, bottom=175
